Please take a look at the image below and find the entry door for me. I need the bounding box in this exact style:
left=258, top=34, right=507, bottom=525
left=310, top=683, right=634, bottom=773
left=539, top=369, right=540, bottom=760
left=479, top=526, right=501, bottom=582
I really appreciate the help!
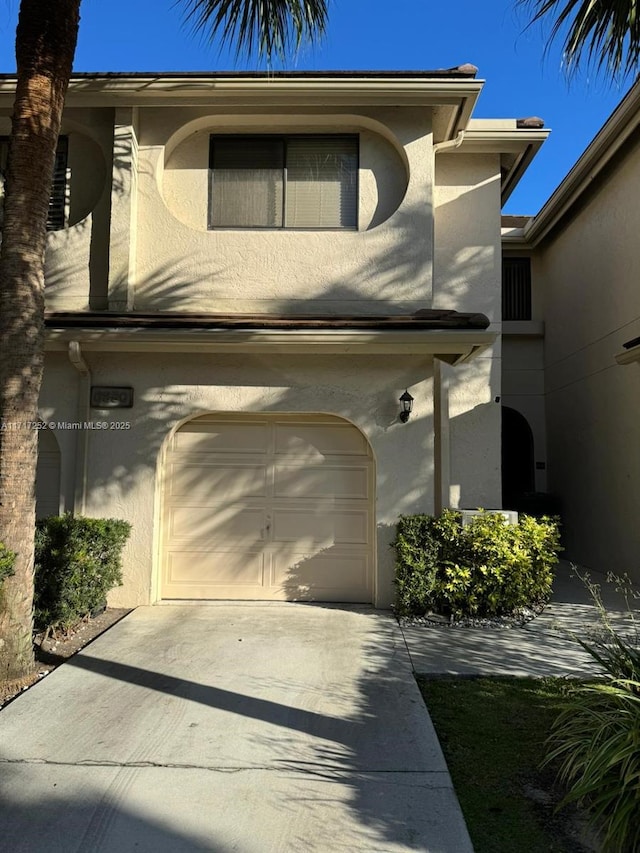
left=161, top=414, right=373, bottom=601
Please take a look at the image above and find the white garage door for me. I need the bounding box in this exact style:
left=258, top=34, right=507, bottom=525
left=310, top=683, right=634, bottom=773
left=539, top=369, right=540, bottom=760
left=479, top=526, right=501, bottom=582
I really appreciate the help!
left=161, top=414, right=374, bottom=602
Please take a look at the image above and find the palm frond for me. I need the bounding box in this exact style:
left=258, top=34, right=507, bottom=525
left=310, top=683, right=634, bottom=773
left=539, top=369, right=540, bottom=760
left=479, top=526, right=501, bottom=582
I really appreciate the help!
left=180, top=0, right=328, bottom=62
left=519, top=0, right=640, bottom=78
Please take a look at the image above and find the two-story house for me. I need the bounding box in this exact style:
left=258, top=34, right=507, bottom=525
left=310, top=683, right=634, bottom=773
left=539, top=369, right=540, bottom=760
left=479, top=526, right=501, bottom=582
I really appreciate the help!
left=0, top=69, right=548, bottom=607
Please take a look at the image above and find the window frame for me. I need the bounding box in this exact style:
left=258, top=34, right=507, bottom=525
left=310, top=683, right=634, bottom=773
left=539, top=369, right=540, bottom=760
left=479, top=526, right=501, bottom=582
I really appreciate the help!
left=208, top=133, right=360, bottom=231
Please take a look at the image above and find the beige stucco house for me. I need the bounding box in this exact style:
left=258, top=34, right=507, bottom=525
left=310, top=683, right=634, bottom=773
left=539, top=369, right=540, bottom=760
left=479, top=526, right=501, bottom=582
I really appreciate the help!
left=0, top=69, right=548, bottom=607
left=502, top=79, right=640, bottom=584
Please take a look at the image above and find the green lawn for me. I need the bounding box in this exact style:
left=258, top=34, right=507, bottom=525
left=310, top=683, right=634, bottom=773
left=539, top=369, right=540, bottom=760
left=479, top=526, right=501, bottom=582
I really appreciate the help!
left=417, top=676, right=597, bottom=853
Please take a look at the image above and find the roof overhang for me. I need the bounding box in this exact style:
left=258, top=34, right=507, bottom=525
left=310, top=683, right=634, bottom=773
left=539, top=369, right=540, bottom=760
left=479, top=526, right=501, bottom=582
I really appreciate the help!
left=438, top=121, right=550, bottom=205
left=0, top=71, right=484, bottom=145
left=45, top=326, right=496, bottom=365
left=525, top=78, right=640, bottom=246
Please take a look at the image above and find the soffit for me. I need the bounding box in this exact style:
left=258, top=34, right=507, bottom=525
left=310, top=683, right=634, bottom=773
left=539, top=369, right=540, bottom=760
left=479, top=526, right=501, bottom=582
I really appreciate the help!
left=45, top=324, right=496, bottom=365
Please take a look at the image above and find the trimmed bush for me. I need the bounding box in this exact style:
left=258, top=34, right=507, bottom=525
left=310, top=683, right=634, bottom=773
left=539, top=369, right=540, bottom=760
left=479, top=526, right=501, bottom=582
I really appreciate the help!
left=393, top=509, right=561, bottom=618
left=34, top=514, right=131, bottom=633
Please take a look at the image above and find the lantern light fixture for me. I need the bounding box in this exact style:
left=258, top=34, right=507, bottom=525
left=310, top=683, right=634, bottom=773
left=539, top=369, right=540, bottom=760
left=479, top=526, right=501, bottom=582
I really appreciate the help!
left=399, top=390, right=414, bottom=423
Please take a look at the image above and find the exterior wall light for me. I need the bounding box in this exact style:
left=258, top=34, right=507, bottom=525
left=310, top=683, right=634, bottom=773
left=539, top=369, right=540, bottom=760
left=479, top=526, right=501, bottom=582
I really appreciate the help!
left=399, top=390, right=414, bottom=423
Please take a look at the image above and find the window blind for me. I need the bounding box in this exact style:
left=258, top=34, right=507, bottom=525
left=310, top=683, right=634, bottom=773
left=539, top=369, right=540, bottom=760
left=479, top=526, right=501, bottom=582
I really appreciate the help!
left=285, top=137, right=358, bottom=228
left=209, top=135, right=358, bottom=229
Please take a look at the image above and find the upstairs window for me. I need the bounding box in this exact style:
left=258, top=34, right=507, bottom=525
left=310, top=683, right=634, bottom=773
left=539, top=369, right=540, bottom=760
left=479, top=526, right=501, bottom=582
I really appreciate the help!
left=0, top=135, right=69, bottom=231
left=502, top=257, right=532, bottom=320
left=209, top=135, right=358, bottom=229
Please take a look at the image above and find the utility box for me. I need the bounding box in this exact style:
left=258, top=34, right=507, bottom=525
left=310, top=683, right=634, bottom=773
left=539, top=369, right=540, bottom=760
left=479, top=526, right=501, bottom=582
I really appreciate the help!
left=460, top=509, right=519, bottom=526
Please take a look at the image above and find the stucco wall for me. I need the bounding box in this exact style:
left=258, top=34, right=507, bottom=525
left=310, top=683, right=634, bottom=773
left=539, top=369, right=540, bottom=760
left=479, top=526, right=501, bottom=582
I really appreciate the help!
left=40, top=350, right=436, bottom=608
left=27, top=108, right=114, bottom=311
left=539, top=140, right=640, bottom=580
left=501, top=336, right=547, bottom=492
left=133, top=106, right=433, bottom=314
left=433, top=153, right=503, bottom=508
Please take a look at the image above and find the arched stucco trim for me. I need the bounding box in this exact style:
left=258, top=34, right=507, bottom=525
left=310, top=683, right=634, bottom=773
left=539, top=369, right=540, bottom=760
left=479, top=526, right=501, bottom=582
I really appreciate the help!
left=155, top=113, right=410, bottom=233
left=501, top=405, right=535, bottom=505
left=161, top=113, right=409, bottom=174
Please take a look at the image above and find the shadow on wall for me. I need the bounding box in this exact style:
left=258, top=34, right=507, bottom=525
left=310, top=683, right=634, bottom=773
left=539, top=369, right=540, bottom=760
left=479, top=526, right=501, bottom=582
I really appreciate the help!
left=36, top=189, right=489, bottom=595
left=280, top=522, right=399, bottom=606
left=43, top=131, right=148, bottom=311
left=448, top=401, right=502, bottom=509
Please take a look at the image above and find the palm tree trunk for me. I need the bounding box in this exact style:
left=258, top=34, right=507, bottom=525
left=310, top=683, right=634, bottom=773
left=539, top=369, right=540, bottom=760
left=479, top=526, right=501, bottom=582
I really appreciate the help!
left=0, top=0, right=80, bottom=682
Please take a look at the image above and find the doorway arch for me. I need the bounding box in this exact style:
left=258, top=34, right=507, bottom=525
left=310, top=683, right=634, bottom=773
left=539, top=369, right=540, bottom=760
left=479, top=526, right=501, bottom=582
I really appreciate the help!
left=501, top=406, right=535, bottom=508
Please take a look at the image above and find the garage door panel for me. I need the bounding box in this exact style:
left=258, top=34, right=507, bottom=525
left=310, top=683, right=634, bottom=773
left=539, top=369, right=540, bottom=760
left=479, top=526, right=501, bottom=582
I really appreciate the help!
left=273, top=508, right=368, bottom=544
left=272, top=550, right=369, bottom=599
left=169, top=463, right=268, bottom=500
left=274, top=465, right=368, bottom=499
left=275, top=423, right=368, bottom=457
left=166, top=551, right=265, bottom=587
left=173, top=422, right=269, bottom=454
left=168, top=506, right=266, bottom=544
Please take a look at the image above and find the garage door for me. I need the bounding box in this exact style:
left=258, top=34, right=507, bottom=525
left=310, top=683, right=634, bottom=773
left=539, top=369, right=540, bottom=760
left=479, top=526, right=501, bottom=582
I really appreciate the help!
left=161, top=414, right=374, bottom=602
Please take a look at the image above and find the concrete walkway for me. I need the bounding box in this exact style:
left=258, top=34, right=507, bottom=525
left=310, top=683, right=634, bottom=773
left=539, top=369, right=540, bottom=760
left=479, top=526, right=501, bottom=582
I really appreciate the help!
left=401, top=562, right=639, bottom=678
left=0, top=605, right=472, bottom=853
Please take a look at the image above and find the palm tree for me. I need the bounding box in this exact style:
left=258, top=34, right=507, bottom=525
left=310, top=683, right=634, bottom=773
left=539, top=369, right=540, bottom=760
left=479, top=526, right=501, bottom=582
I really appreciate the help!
left=0, top=0, right=327, bottom=684
left=520, top=0, right=640, bottom=78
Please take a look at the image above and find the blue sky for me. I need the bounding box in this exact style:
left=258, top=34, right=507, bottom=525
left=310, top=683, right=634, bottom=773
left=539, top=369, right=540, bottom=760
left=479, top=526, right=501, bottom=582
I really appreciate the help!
left=0, top=0, right=633, bottom=213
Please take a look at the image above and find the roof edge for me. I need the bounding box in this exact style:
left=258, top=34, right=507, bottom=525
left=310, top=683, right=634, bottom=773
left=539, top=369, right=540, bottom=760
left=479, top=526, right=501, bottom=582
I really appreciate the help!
left=44, top=309, right=490, bottom=331
left=525, top=78, right=640, bottom=245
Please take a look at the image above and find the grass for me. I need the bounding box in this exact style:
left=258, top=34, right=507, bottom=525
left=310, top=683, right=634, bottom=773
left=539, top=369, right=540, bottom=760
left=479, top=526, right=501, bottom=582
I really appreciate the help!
left=417, top=676, right=597, bottom=853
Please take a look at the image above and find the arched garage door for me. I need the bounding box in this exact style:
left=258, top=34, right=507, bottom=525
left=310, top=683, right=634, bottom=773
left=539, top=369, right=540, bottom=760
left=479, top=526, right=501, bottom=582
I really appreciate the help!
left=161, top=414, right=374, bottom=602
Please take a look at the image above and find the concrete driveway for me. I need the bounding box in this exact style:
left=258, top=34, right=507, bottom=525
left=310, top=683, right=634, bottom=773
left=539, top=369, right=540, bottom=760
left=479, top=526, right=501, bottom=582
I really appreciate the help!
left=0, top=604, right=472, bottom=852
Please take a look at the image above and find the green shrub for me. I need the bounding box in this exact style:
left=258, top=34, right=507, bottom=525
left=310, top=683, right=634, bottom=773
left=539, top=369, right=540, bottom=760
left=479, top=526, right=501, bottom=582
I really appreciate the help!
left=545, top=572, right=640, bottom=852
left=34, top=514, right=131, bottom=633
left=393, top=509, right=561, bottom=618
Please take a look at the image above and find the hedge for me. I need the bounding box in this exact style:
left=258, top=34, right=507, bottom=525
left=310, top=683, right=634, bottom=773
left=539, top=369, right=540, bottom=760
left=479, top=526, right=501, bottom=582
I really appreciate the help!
left=34, top=514, right=131, bottom=633
left=393, top=509, right=561, bottom=618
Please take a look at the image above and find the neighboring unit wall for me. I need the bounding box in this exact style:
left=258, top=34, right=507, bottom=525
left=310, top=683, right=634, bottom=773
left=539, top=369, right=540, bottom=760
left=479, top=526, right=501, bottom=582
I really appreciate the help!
left=501, top=251, right=547, bottom=495
left=434, top=153, right=503, bottom=508
left=539, top=140, right=640, bottom=580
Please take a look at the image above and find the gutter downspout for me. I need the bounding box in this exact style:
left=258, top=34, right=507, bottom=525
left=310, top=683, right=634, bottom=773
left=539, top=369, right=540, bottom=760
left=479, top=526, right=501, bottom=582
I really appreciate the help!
left=68, top=341, right=90, bottom=515
left=433, top=130, right=465, bottom=155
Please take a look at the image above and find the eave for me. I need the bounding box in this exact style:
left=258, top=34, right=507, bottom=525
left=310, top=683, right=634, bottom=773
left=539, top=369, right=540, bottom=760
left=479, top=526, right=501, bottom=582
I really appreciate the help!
left=45, top=326, right=496, bottom=365
left=0, top=71, right=483, bottom=145
left=525, top=78, right=640, bottom=246
left=439, top=127, right=549, bottom=205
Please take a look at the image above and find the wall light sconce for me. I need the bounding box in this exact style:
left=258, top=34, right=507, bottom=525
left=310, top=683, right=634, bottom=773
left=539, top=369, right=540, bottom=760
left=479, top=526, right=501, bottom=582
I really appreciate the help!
left=399, top=390, right=414, bottom=423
